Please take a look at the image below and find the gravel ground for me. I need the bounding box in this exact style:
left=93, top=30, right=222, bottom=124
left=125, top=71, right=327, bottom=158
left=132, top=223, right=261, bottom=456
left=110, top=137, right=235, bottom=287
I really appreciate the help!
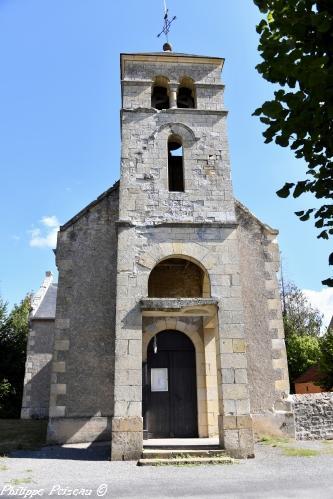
left=0, top=440, right=332, bottom=498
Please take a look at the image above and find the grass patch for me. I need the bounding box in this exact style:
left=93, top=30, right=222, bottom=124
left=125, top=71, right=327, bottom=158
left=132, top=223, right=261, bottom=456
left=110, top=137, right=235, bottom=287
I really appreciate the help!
left=0, top=464, right=8, bottom=471
left=259, top=435, right=289, bottom=447
left=24, top=469, right=33, bottom=473
left=282, top=447, right=319, bottom=457
left=7, top=477, right=34, bottom=485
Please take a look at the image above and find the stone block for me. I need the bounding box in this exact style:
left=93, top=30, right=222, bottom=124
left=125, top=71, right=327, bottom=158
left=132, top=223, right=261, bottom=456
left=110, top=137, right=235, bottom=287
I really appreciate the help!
left=221, top=368, right=235, bottom=384
left=49, top=405, right=66, bottom=418
left=235, top=399, right=251, bottom=415
left=55, top=319, right=70, bottom=330
left=275, top=379, right=290, bottom=392
left=53, top=362, right=66, bottom=373
left=115, top=369, right=141, bottom=386
left=47, top=417, right=112, bottom=445
left=50, top=383, right=66, bottom=395
left=114, top=401, right=141, bottom=417
left=111, top=429, right=143, bottom=461
left=54, top=340, right=70, bottom=351
left=272, top=338, right=285, bottom=349
left=238, top=429, right=255, bottom=457
left=233, top=339, right=246, bottom=353
left=219, top=353, right=247, bottom=369
left=234, top=368, right=248, bottom=384
left=273, top=357, right=287, bottom=370
left=223, top=415, right=237, bottom=429
left=128, top=339, right=141, bottom=355
left=223, top=399, right=236, bottom=415
left=220, top=323, right=245, bottom=338
left=222, top=384, right=248, bottom=400
left=205, top=375, right=217, bottom=388
left=237, top=415, right=253, bottom=429
left=114, top=385, right=141, bottom=402
left=112, top=416, right=143, bottom=433
left=221, top=339, right=233, bottom=353
left=223, top=429, right=239, bottom=451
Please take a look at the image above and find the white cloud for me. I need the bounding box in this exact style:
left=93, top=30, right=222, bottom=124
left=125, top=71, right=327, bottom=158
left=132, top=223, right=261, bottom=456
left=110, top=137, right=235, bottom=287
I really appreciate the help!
left=41, top=215, right=59, bottom=228
left=303, top=288, right=333, bottom=329
left=29, top=215, right=60, bottom=249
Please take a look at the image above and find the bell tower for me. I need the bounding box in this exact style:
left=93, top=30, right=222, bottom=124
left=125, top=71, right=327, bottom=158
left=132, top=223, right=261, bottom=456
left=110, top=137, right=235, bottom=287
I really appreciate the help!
left=111, top=49, right=254, bottom=460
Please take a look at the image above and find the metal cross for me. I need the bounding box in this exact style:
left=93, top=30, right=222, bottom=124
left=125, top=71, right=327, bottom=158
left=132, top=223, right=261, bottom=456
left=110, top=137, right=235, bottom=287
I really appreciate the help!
left=157, top=0, right=176, bottom=42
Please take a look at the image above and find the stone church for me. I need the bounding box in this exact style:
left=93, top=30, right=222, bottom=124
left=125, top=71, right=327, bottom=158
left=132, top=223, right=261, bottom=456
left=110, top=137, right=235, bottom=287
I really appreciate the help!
left=21, top=48, right=294, bottom=460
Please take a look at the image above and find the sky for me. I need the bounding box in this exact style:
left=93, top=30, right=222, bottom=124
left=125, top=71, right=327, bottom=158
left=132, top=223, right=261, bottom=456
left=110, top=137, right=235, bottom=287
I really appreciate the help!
left=0, top=0, right=332, bottom=326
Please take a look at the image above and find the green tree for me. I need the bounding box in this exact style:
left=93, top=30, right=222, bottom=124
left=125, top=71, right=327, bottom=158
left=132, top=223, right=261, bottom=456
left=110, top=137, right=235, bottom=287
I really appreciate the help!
left=318, top=328, right=333, bottom=389
left=253, top=0, right=333, bottom=286
left=286, top=333, right=321, bottom=384
left=281, top=280, right=322, bottom=388
left=0, top=295, right=31, bottom=418
left=281, top=280, right=323, bottom=338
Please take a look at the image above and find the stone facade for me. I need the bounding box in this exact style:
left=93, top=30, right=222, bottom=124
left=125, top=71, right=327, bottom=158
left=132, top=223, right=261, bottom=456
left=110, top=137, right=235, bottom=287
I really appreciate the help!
left=293, top=393, right=333, bottom=440
left=21, top=50, right=293, bottom=460
left=46, top=185, right=119, bottom=444
left=21, top=272, right=56, bottom=419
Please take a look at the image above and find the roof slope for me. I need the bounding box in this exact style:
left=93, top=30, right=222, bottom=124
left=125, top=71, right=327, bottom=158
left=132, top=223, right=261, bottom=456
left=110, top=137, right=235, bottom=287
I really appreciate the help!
left=59, top=181, right=278, bottom=236
left=33, top=283, right=58, bottom=319
left=294, top=364, right=322, bottom=384
left=60, top=181, right=119, bottom=231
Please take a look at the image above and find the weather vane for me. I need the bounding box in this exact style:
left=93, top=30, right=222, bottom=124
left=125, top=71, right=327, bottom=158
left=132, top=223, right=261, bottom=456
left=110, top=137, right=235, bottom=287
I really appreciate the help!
left=157, top=0, right=176, bottom=46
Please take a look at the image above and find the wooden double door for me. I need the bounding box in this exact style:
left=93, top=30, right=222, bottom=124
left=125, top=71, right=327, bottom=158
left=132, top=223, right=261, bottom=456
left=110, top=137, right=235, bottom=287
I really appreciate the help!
left=143, top=330, right=198, bottom=439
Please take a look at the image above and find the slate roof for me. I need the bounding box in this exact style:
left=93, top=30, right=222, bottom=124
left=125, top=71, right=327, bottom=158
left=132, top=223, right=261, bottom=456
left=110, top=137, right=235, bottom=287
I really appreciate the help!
left=294, top=364, right=322, bottom=384
left=33, top=283, right=58, bottom=320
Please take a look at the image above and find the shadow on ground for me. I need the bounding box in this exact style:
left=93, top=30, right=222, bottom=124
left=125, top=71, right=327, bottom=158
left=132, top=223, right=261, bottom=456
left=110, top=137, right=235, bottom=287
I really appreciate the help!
left=8, top=441, right=111, bottom=461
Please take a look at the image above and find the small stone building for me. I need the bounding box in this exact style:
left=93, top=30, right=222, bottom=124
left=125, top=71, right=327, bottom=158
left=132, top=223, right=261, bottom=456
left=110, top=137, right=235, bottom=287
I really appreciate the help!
left=294, top=365, right=325, bottom=394
left=21, top=49, right=293, bottom=459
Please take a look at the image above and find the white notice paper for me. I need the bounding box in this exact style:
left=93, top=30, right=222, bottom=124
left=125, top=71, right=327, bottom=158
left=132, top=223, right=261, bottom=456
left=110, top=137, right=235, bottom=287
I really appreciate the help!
left=151, top=368, right=168, bottom=392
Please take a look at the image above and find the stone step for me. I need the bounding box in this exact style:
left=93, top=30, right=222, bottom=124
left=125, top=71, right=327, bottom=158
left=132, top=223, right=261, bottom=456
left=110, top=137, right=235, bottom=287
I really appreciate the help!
left=137, top=455, right=234, bottom=466
left=143, top=444, right=221, bottom=450
left=142, top=448, right=228, bottom=459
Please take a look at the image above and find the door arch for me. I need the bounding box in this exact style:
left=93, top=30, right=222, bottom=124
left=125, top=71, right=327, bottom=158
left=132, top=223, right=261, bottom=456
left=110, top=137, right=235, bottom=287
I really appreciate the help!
left=143, top=330, right=198, bottom=438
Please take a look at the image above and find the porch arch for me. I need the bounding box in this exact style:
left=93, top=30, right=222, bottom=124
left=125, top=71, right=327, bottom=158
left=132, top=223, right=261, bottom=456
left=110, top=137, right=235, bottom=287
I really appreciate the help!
left=142, top=319, right=208, bottom=437
left=148, top=256, right=210, bottom=298
left=137, top=249, right=212, bottom=298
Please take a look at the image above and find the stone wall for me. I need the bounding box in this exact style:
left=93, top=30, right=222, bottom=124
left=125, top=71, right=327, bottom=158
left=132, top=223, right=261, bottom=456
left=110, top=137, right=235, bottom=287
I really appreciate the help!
left=21, top=273, right=57, bottom=420
left=120, top=56, right=233, bottom=227
left=21, top=320, right=55, bottom=419
left=236, top=202, right=290, bottom=415
left=293, top=393, right=333, bottom=440
left=47, top=185, right=119, bottom=443
left=121, top=56, right=223, bottom=111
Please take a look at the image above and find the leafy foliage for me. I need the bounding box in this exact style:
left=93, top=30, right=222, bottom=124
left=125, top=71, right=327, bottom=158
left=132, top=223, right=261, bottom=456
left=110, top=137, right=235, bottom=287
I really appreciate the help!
left=286, top=333, right=321, bottom=383
left=281, top=280, right=323, bottom=338
left=0, top=295, right=31, bottom=418
left=281, top=280, right=322, bottom=386
left=318, top=328, right=333, bottom=389
left=253, top=0, right=333, bottom=286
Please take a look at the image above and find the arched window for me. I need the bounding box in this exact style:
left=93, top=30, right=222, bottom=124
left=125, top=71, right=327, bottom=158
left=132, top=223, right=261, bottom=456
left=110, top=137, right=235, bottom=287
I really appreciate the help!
left=151, top=76, right=170, bottom=110
left=168, top=135, right=184, bottom=192
left=177, top=77, right=196, bottom=109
